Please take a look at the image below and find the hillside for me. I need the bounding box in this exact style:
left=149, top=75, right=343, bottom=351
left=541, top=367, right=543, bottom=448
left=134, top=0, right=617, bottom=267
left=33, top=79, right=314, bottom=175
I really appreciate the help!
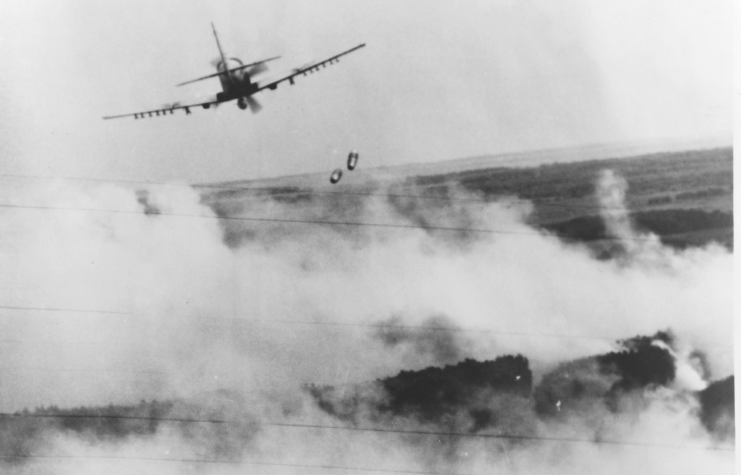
left=199, top=146, right=732, bottom=252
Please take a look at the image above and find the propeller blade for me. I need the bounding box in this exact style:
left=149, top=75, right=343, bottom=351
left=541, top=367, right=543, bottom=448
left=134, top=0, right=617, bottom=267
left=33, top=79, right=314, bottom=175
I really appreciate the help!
left=246, top=62, right=268, bottom=77
left=245, top=95, right=262, bottom=114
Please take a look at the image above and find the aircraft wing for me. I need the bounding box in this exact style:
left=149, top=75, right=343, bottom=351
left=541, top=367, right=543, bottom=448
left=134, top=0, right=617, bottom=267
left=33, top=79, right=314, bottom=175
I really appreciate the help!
left=255, top=43, right=365, bottom=93
left=102, top=96, right=222, bottom=120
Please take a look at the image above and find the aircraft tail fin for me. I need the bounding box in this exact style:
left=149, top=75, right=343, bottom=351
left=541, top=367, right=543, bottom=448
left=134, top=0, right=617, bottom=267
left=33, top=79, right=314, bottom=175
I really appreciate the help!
left=174, top=23, right=280, bottom=88
left=211, top=22, right=228, bottom=70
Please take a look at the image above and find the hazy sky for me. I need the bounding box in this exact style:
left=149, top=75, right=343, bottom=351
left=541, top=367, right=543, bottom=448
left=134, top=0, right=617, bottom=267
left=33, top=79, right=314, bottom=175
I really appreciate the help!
left=0, top=0, right=732, bottom=183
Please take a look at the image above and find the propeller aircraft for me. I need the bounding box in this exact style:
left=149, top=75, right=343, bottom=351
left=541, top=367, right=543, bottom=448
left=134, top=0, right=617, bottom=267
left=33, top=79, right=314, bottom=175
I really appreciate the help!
left=103, top=23, right=365, bottom=119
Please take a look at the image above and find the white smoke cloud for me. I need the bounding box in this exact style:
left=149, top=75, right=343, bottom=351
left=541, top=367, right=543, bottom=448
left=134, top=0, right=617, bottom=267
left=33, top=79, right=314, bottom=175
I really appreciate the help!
left=596, top=169, right=673, bottom=265
left=0, top=172, right=732, bottom=473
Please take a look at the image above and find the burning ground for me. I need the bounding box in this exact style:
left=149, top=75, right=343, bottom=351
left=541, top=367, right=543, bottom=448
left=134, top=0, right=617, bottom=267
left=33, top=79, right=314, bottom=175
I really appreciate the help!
left=0, top=331, right=733, bottom=473
left=0, top=160, right=733, bottom=474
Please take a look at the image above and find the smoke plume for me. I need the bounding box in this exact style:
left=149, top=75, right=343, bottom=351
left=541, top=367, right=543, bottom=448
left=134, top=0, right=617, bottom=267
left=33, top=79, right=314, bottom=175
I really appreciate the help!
left=0, top=168, right=732, bottom=473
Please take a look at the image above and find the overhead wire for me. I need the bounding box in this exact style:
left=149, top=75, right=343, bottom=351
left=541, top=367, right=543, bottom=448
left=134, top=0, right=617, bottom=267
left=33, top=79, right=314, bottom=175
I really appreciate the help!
left=0, top=303, right=732, bottom=349
left=0, top=453, right=471, bottom=475
left=0, top=170, right=630, bottom=211
left=0, top=173, right=730, bottom=461
left=0, top=201, right=667, bottom=244
left=215, top=317, right=735, bottom=349
left=0, top=305, right=130, bottom=315
left=264, top=421, right=733, bottom=452
left=0, top=412, right=225, bottom=424
left=0, top=366, right=163, bottom=376
left=0, top=413, right=732, bottom=452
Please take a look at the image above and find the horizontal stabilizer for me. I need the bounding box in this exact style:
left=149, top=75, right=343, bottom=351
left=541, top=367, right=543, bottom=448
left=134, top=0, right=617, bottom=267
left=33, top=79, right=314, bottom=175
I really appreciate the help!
left=177, top=56, right=281, bottom=87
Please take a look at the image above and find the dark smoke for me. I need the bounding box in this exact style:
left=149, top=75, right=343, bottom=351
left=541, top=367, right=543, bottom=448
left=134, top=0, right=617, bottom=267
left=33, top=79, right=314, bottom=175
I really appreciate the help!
left=306, top=354, right=538, bottom=470
left=0, top=331, right=732, bottom=472
left=535, top=331, right=677, bottom=417
left=307, top=355, right=532, bottom=433
left=599, top=332, right=676, bottom=388
left=0, top=160, right=732, bottom=472
left=698, top=376, right=734, bottom=441
left=377, top=356, right=532, bottom=419
left=309, top=331, right=733, bottom=452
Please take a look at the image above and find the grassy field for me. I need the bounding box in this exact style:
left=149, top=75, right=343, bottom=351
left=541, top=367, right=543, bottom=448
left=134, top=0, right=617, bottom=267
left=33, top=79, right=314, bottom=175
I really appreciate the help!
left=201, top=146, right=733, bottom=252
left=402, top=147, right=733, bottom=250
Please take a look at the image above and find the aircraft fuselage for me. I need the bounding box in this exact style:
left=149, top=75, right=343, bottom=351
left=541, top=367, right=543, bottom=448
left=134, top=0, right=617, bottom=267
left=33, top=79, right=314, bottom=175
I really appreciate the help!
left=215, top=59, right=259, bottom=101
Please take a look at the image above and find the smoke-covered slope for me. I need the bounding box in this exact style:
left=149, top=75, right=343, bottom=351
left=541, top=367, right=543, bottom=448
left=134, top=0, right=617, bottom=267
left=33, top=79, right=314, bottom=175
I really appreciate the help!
left=0, top=152, right=732, bottom=473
